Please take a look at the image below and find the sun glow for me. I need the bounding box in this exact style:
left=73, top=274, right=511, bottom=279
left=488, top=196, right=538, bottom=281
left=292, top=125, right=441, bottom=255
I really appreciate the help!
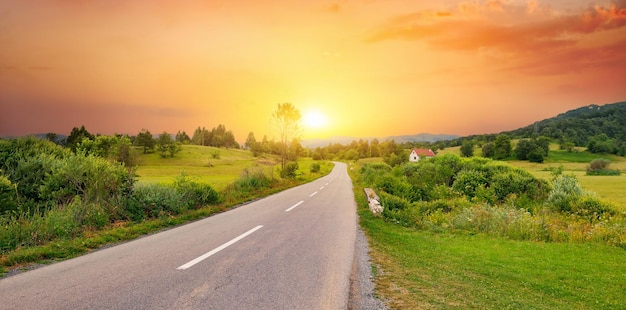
left=302, top=109, right=328, bottom=129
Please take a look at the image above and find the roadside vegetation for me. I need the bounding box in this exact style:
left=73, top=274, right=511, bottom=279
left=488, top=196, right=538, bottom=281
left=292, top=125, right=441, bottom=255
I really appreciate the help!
left=0, top=136, right=332, bottom=277
left=349, top=152, right=626, bottom=308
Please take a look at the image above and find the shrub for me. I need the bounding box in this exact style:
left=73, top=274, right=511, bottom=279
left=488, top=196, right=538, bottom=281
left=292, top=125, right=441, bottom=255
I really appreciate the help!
left=172, top=173, right=221, bottom=207
left=310, top=162, right=321, bottom=173
left=571, top=195, right=615, bottom=220
left=527, top=150, right=544, bottom=163
left=376, top=175, right=419, bottom=202
left=281, top=161, right=298, bottom=179
left=222, top=167, right=276, bottom=203
left=586, top=158, right=620, bottom=175
left=40, top=153, right=134, bottom=218
left=379, top=191, right=410, bottom=212
left=452, top=169, right=488, bottom=199
left=0, top=175, right=17, bottom=214
left=130, top=184, right=183, bottom=219
left=547, top=175, right=583, bottom=213
left=490, top=169, right=549, bottom=202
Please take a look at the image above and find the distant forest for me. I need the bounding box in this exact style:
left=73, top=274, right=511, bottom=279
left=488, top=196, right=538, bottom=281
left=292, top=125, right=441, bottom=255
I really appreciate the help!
left=436, top=101, right=626, bottom=157
left=8, top=101, right=626, bottom=165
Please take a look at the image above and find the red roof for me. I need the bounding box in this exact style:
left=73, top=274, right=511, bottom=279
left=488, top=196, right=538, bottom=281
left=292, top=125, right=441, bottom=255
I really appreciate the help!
left=411, top=148, right=435, bottom=157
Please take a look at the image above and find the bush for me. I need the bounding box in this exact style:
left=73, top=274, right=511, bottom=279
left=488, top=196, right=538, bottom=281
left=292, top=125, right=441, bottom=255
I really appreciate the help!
left=571, top=195, right=615, bottom=220
left=0, top=175, right=17, bottom=214
left=586, top=158, right=620, bottom=175
left=527, top=150, right=544, bottom=163
left=39, top=153, right=134, bottom=218
left=310, top=162, right=321, bottom=173
left=172, top=173, right=221, bottom=207
left=281, top=161, right=299, bottom=179
left=379, top=191, right=410, bottom=212
left=452, top=169, right=487, bottom=199
left=221, top=167, right=276, bottom=203
left=547, top=175, right=583, bottom=213
left=490, top=169, right=548, bottom=202
left=129, top=184, right=183, bottom=219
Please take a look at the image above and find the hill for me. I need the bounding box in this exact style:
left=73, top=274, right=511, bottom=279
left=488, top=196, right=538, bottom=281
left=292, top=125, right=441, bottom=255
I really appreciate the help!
left=506, top=101, right=626, bottom=147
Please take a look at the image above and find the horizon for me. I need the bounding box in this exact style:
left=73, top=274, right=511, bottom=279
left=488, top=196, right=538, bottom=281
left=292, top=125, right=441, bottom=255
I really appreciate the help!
left=1, top=1, right=625, bottom=142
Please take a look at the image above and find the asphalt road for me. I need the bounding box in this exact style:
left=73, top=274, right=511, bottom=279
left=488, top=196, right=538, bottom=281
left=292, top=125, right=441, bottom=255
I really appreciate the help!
left=0, top=162, right=358, bottom=309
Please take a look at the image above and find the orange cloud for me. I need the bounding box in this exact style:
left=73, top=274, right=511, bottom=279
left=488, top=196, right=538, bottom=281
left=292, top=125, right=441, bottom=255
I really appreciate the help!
left=367, top=1, right=626, bottom=76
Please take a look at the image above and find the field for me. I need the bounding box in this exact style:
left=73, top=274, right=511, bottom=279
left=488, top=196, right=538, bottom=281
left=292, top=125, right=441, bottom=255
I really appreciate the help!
left=359, top=207, right=626, bottom=309
left=135, top=145, right=327, bottom=191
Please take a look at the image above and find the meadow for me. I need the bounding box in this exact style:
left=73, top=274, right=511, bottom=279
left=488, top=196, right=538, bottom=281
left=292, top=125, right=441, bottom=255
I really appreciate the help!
left=358, top=207, right=626, bottom=309
left=135, top=145, right=328, bottom=190
left=350, top=149, right=626, bottom=309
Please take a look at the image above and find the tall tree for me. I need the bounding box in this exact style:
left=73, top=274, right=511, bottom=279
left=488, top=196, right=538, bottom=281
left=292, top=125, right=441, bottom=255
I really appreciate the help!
left=460, top=140, right=474, bottom=157
left=493, top=134, right=512, bottom=160
left=175, top=130, right=191, bottom=144
left=245, top=132, right=257, bottom=150
left=66, top=125, right=95, bottom=151
left=156, top=132, right=179, bottom=158
left=272, top=103, right=301, bottom=171
left=135, top=129, right=155, bottom=154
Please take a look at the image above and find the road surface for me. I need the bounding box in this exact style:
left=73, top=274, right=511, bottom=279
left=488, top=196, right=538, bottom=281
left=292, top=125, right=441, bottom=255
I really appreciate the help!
left=0, top=162, right=358, bottom=309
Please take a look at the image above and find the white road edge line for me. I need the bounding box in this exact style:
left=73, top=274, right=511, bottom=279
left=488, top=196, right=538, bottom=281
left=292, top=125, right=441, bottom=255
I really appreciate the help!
left=320, top=186, right=324, bottom=190
left=177, top=225, right=264, bottom=270
left=309, top=191, right=318, bottom=197
left=285, top=201, right=304, bottom=212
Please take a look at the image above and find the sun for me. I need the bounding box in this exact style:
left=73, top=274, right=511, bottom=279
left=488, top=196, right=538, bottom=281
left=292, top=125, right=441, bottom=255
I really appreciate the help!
left=302, top=109, right=328, bottom=129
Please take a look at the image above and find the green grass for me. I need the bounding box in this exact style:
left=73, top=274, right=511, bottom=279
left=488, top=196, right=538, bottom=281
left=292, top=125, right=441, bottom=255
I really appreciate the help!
left=135, top=145, right=264, bottom=190
left=357, top=202, right=626, bottom=309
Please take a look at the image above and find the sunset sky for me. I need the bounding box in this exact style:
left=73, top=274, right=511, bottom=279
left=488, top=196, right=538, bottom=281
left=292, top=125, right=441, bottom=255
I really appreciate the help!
left=1, top=0, right=625, bottom=142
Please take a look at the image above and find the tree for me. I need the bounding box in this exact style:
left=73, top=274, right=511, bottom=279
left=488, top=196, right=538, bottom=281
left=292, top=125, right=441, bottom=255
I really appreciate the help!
left=191, top=127, right=210, bottom=146
left=535, top=136, right=551, bottom=156
left=460, top=140, right=474, bottom=157
left=515, top=139, right=533, bottom=160
left=493, top=134, right=511, bottom=160
left=66, top=125, right=95, bottom=151
left=245, top=132, right=257, bottom=149
left=175, top=131, right=191, bottom=144
left=481, top=142, right=495, bottom=158
left=45, top=132, right=58, bottom=144
left=272, top=103, right=302, bottom=171
left=156, top=132, right=180, bottom=158
left=135, top=129, right=155, bottom=154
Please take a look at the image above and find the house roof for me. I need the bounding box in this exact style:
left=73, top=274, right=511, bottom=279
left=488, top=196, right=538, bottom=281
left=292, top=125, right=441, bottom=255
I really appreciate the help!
left=411, top=148, right=435, bottom=157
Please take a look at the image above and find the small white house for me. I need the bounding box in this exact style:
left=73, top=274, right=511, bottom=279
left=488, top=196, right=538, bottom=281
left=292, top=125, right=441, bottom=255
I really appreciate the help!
left=409, top=148, right=435, bottom=162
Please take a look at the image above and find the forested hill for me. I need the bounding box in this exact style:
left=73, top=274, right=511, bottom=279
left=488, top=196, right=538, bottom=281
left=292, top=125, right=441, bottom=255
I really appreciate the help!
left=505, top=101, right=626, bottom=147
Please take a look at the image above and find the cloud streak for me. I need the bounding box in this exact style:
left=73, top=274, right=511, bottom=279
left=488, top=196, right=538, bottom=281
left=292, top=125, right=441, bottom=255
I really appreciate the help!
left=367, top=1, right=626, bottom=76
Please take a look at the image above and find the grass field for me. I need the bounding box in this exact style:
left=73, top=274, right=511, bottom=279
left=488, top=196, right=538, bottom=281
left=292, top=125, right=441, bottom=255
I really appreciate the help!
left=135, top=145, right=262, bottom=190
left=358, top=206, right=626, bottom=309
left=135, top=146, right=330, bottom=190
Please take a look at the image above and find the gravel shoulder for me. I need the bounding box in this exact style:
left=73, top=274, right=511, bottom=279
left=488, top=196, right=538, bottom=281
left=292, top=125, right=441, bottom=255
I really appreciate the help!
left=349, top=223, right=387, bottom=310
